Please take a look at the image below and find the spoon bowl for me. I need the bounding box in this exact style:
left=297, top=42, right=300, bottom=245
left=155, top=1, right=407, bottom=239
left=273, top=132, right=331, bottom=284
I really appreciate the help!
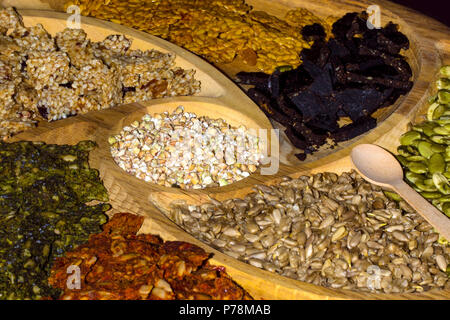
left=351, top=144, right=404, bottom=186
left=351, top=143, right=450, bottom=240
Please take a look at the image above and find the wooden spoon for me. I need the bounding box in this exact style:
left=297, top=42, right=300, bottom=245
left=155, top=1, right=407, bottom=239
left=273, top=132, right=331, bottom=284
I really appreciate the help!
left=351, top=143, right=450, bottom=240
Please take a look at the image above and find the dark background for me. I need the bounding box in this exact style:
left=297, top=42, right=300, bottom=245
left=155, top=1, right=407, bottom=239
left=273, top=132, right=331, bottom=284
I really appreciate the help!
left=389, top=0, right=449, bottom=26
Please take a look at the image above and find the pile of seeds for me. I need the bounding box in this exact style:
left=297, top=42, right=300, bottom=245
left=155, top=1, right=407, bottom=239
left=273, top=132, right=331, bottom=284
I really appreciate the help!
left=65, top=0, right=334, bottom=73
left=109, top=106, right=262, bottom=189
left=0, top=7, right=200, bottom=139
left=0, top=140, right=110, bottom=300
left=169, top=171, right=450, bottom=294
left=48, top=212, right=252, bottom=300
left=397, top=65, right=450, bottom=217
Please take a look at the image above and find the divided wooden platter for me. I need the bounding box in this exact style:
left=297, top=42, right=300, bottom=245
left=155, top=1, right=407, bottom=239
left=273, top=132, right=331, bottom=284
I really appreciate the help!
left=3, top=4, right=450, bottom=299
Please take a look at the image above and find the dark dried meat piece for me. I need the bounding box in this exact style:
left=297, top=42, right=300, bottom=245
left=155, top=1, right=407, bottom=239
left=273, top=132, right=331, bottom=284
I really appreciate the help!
left=238, top=11, right=412, bottom=160
left=344, top=58, right=385, bottom=73
left=287, top=62, right=334, bottom=123
left=281, top=66, right=313, bottom=95
left=294, top=152, right=307, bottom=161
left=276, top=94, right=302, bottom=121
left=365, top=22, right=409, bottom=55
left=343, top=71, right=412, bottom=90
left=327, top=38, right=350, bottom=59
left=332, top=12, right=367, bottom=40
left=290, top=121, right=327, bottom=150
left=268, top=69, right=282, bottom=98
left=235, top=71, right=270, bottom=87
left=357, top=46, right=412, bottom=80
left=284, top=126, right=307, bottom=149
left=336, top=88, right=385, bottom=122
left=332, top=116, right=377, bottom=142
left=288, top=89, right=321, bottom=122
left=247, top=88, right=293, bottom=127
left=305, top=111, right=339, bottom=133
left=301, top=23, right=326, bottom=42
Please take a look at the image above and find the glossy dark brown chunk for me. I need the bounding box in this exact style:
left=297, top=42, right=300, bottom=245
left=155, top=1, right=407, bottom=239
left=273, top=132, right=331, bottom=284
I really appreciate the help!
left=237, top=11, right=413, bottom=160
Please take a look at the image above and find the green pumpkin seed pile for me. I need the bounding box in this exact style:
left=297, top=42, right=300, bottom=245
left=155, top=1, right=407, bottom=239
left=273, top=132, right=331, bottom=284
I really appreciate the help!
left=397, top=65, right=450, bottom=217
left=0, top=140, right=110, bottom=300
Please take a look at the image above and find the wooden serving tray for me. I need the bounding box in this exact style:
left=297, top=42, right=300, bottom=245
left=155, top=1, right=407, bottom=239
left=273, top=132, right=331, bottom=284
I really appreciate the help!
left=3, top=4, right=450, bottom=299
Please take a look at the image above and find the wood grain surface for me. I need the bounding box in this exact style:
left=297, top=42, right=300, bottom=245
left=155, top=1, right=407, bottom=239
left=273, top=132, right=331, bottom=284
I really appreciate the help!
left=1, top=3, right=449, bottom=300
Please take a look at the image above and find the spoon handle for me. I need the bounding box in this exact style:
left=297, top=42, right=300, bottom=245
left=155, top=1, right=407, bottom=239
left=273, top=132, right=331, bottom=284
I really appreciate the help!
left=392, top=180, right=450, bottom=240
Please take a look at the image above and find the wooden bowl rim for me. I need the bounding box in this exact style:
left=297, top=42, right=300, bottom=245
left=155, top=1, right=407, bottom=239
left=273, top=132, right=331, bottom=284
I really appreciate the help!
left=8, top=6, right=450, bottom=300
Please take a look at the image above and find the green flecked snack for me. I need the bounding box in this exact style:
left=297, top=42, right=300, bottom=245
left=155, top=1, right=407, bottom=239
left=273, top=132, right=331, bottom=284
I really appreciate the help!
left=0, top=140, right=109, bottom=300
left=396, top=65, right=450, bottom=218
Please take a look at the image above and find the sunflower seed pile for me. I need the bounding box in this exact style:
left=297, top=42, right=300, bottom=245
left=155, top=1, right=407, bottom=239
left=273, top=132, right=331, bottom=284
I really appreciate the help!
left=169, top=171, right=450, bottom=294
